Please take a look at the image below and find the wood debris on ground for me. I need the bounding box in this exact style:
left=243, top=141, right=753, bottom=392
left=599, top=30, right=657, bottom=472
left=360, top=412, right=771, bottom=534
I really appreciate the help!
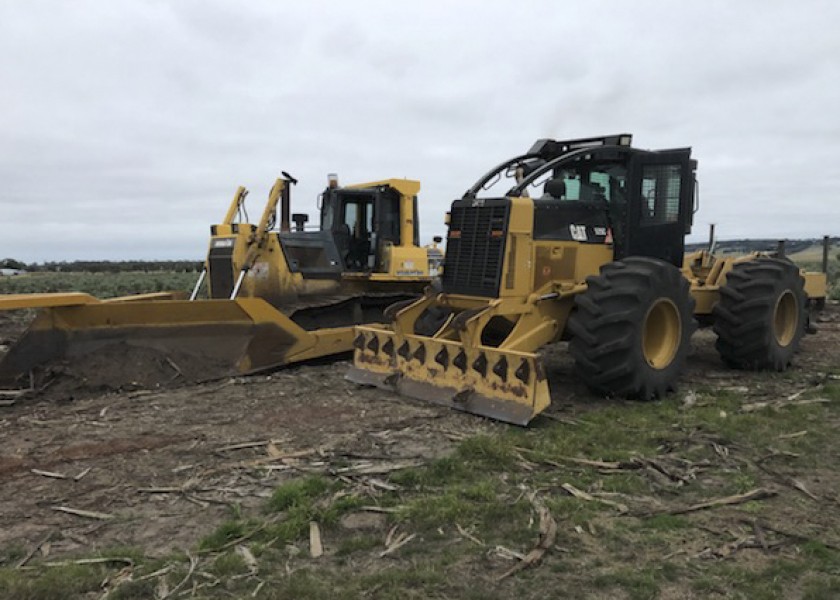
left=51, top=506, right=115, bottom=521
left=641, top=487, right=777, bottom=517
left=497, top=493, right=557, bottom=580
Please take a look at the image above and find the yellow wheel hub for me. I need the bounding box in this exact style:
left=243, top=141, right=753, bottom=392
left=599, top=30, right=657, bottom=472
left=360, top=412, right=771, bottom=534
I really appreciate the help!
left=642, top=299, right=681, bottom=369
left=773, top=290, right=798, bottom=347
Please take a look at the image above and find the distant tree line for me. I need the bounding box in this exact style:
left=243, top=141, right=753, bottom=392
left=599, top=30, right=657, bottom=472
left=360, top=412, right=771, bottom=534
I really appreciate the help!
left=685, top=237, right=839, bottom=255
left=2, top=259, right=202, bottom=273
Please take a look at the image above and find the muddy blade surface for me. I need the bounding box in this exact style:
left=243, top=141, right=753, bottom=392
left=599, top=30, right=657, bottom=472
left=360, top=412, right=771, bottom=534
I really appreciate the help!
left=0, top=299, right=311, bottom=387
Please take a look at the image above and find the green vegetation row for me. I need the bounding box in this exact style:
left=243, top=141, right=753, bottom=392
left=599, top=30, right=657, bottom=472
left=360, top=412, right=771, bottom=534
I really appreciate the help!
left=1, top=258, right=202, bottom=273
left=0, top=271, right=199, bottom=298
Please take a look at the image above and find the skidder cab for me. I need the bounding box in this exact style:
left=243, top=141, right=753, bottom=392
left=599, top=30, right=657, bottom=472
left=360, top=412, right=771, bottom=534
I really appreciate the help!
left=349, top=134, right=826, bottom=425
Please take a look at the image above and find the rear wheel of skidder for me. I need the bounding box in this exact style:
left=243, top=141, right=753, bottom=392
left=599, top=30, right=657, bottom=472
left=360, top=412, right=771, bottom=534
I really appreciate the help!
left=713, top=257, right=806, bottom=370
left=568, top=257, right=696, bottom=399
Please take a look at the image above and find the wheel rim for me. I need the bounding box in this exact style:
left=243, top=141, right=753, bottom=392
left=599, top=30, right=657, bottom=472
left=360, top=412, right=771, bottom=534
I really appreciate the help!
left=773, top=290, right=798, bottom=347
left=642, top=299, right=681, bottom=369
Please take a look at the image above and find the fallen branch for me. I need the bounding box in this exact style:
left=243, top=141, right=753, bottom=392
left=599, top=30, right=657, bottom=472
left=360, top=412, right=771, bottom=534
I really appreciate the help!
left=309, top=522, right=323, bottom=558
left=359, top=505, right=401, bottom=514
left=137, top=486, right=183, bottom=494
left=161, top=552, right=198, bottom=599
left=0, top=387, right=30, bottom=398
left=51, top=506, right=114, bottom=521
left=379, top=532, right=416, bottom=557
left=753, top=461, right=821, bottom=502
left=492, top=545, right=526, bottom=561
left=558, top=456, right=629, bottom=470
left=777, top=430, right=808, bottom=440
left=16, top=532, right=54, bottom=568
left=644, top=488, right=776, bottom=516
left=561, top=483, right=629, bottom=513
left=333, top=460, right=423, bottom=475
left=456, top=523, right=484, bottom=547
left=215, top=440, right=273, bottom=452
left=132, top=565, right=173, bottom=582
left=365, top=478, right=400, bottom=492
left=236, top=545, right=259, bottom=573
left=74, top=467, right=92, bottom=481
left=31, top=469, right=67, bottom=480
left=497, top=496, right=557, bottom=580
left=43, top=556, right=133, bottom=567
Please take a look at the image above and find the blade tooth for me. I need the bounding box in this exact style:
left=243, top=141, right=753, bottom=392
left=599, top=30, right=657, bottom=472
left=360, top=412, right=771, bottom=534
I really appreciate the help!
left=453, top=350, right=467, bottom=372
left=353, top=333, right=365, bottom=350
left=514, top=358, right=530, bottom=383
left=492, top=356, right=508, bottom=382
left=412, top=342, right=426, bottom=363
left=382, top=338, right=394, bottom=357
left=434, top=347, right=449, bottom=368
left=366, top=335, right=380, bottom=353
left=397, top=341, right=410, bottom=360
left=472, top=353, right=488, bottom=377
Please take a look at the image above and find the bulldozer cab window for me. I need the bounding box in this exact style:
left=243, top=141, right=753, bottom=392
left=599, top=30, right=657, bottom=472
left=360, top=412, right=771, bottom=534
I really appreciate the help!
left=321, top=198, right=335, bottom=230
left=342, top=200, right=373, bottom=236
left=342, top=198, right=374, bottom=270
left=639, top=164, right=681, bottom=224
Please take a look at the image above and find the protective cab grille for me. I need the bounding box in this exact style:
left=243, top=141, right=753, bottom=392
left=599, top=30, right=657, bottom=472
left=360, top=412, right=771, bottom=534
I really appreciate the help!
left=208, top=246, right=235, bottom=299
left=442, top=199, right=510, bottom=297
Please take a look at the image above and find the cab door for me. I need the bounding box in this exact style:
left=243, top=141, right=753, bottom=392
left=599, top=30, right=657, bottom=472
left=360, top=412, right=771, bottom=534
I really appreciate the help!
left=373, top=187, right=402, bottom=270
left=623, top=149, right=693, bottom=267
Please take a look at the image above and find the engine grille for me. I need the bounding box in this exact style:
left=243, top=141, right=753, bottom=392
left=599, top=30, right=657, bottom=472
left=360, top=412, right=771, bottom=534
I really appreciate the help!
left=442, top=199, right=510, bottom=297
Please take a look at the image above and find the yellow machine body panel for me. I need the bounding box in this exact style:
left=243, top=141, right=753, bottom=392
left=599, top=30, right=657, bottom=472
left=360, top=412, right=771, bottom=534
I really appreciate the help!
left=378, top=244, right=432, bottom=278
left=683, top=250, right=828, bottom=315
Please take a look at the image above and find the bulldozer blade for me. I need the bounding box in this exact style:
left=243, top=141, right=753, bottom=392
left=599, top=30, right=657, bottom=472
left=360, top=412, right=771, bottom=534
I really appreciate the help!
left=0, top=297, right=353, bottom=387
left=347, top=326, right=551, bottom=426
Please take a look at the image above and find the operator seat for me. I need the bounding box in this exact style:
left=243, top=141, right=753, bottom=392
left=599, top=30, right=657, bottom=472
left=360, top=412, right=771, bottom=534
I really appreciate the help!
left=348, top=223, right=372, bottom=271
left=543, top=178, right=566, bottom=199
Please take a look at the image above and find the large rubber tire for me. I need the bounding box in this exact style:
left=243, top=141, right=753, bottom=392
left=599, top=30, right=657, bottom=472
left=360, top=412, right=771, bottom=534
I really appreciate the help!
left=568, top=257, right=696, bottom=399
left=712, top=257, right=806, bottom=370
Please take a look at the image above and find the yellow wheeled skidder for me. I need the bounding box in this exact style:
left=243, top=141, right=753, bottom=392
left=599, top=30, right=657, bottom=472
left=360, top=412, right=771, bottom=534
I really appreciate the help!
left=0, top=174, right=439, bottom=386
left=348, top=135, right=827, bottom=425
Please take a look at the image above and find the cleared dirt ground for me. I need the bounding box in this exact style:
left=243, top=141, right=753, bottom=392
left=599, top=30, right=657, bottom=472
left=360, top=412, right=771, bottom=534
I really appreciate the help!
left=1, top=306, right=839, bottom=599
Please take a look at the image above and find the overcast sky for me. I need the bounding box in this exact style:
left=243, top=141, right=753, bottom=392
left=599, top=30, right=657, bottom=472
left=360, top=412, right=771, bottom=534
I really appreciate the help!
left=1, top=0, right=838, bottom=262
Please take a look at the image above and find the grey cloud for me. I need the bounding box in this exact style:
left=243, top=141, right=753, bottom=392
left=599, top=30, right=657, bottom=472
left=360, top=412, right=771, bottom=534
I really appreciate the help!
left=1, top=0, right=839, bottom=262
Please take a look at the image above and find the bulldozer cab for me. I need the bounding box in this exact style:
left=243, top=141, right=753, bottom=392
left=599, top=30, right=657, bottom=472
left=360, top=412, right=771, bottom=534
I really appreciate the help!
left=320, top=183, right=419, bottom=273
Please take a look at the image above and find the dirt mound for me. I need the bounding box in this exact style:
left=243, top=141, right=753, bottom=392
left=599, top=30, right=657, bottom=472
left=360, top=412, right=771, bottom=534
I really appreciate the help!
left=35, top=343, right=232, bottom=397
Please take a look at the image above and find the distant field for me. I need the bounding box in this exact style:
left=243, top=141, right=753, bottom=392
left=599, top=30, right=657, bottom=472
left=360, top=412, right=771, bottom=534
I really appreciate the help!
left=0, top=271, right=198, bottom=298
left=1, top=250, right=838, bottom=302
left=789, top=244, right=840, bottom=264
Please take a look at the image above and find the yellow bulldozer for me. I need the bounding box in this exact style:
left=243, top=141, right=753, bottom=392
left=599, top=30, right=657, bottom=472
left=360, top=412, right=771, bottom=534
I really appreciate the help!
left=0, top=173, right=440, bottom=387
left=348, top=134, right=828, bottom=425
